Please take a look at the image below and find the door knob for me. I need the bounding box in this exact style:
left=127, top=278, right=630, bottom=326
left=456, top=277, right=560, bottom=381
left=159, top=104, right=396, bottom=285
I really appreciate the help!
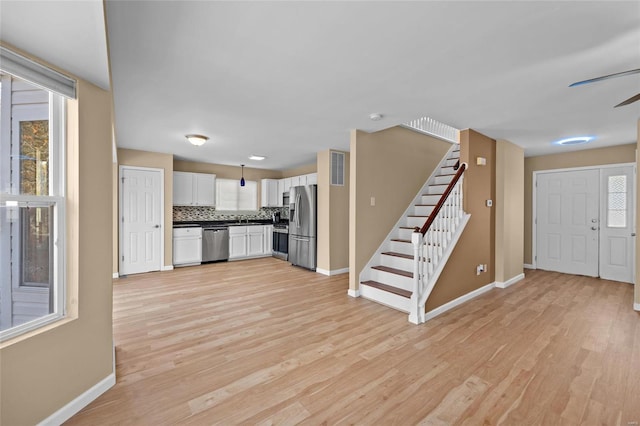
left=591, top=226, right=598, bottom=231
left=591, top=219, right=598, bottom=223
left=632, top=233, right=637, bottom=237
left=154, top=225, right=160, bottom=228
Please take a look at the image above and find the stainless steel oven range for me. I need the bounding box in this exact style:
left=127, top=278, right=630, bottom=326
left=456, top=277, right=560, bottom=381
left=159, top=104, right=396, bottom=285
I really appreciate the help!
left=272, top=224, right=288, bottom=260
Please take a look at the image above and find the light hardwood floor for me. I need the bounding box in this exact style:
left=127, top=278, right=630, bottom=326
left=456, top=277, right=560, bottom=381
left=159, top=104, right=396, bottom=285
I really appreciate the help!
left=66, top=259, right=639, bottom=425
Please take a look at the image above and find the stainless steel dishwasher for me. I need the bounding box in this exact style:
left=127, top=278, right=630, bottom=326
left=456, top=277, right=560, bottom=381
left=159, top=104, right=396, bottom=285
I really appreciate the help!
left=202, top=226, right=229, bottom=262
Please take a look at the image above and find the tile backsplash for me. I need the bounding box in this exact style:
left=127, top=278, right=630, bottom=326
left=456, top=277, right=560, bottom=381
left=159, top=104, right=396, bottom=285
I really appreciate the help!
left=173, top=206, right=289, bottom=222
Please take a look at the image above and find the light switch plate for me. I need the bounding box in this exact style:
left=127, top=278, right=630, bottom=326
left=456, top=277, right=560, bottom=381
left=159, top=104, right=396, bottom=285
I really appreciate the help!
left=486, top=199, right=493, bottom=207
left=370, top=196, right=376, bottom=206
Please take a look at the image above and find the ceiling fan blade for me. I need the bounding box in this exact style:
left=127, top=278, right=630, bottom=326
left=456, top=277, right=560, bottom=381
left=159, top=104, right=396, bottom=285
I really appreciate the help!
left=569, top=68, right=640, bottom=87
left=614, top=93, right=640, bottom=108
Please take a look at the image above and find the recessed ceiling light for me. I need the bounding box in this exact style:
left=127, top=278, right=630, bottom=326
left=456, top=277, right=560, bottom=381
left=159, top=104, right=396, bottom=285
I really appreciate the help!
left=369, top=113, right=383, bottom=121
left=249, top=155, right=266, bottom=161
left=553, top=136, right=595, bottom=146
left=185, top=134, right=209, bottom=146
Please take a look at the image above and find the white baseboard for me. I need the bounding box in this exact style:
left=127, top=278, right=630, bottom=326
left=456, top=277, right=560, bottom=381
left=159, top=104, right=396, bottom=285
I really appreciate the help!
left=523, top=264, right=535, bottom=270
left=347, top=289, right=360, bottom=298
left=161, top=265, right=174, bottom=271
left=39, top=343, right=116, bottom=426
left=495, top=273, right=525, bottom=289
left=112, top=272, right=119, bottom=279
left=634, top=302, right=640, bottom=312
left=424, top=282, right=495, bottom=322
left=316, top=267, right=349, bottom=276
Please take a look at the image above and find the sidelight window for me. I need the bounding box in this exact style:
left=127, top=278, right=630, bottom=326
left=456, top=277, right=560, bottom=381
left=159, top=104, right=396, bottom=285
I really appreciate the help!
left=607, top=175, right=627, bottom=228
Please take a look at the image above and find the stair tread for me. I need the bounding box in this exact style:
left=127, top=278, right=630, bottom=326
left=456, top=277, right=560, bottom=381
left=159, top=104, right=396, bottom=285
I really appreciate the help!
left=361, top=280, right=412, bottom=298
left=382, top=251, right=413, bottom=259
left=415, top=204, right=436, bottom=206
left=390, top=238, right=411, bottom=243
left=372, top=265, right=413, bottom=278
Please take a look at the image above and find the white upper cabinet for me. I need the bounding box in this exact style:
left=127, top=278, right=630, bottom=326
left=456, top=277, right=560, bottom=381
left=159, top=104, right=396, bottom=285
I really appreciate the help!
left=173, top=171, right=216, bottom=206
left=173, top=172, right=194, bottom=205
left=260, top=179, right=280, bottom=207
left=194, top=173, right=216, bottom=205
left=305, top=173, right=318, bottom=185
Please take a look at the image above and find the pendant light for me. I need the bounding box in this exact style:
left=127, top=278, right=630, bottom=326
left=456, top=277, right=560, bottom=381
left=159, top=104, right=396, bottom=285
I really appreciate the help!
left=240, top=164, right=245, bottom=187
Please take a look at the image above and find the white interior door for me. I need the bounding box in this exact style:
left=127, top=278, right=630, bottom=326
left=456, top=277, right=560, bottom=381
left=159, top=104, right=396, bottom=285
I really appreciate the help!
left=120, top=167, right=162, bottom=275
left=600, top=166, right=635, bottom=283
left=536, top=170, right=599, bottom=277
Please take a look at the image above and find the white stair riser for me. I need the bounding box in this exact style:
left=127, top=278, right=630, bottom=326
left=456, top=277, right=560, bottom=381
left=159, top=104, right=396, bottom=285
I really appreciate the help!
left=390, top=240, right=413, bottom=255
left=440, top=166, right=456, bottom=175
left=445, top=159, right=458, bottom=166
left=421, top=194, right=441, bottom=204
left=381, top=254, right=414, bottom=271
left=405, top=216, right=428, bottom=228
left=428, top=184, right=448, bottom=194
left=360, top=285, right=410, bottom=313
left=397, top=228, right=416, bottom=240
left=434, top=175, right=454, bottom=185
left=414, top=205, right=435, bottom=216
left=370, top=269, right=413, bottom=291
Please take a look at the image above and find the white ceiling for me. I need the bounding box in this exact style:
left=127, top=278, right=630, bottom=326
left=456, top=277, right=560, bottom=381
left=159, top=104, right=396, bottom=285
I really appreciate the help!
left=2, top=1, right=639, bottom=170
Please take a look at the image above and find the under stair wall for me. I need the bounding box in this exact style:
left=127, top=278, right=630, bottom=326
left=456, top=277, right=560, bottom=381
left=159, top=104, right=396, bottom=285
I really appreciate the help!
left=359, top=142, right=460, bottom=285
left=423, top=129, right=496, bottom=312
left=348, top=127, right=451, bottom=292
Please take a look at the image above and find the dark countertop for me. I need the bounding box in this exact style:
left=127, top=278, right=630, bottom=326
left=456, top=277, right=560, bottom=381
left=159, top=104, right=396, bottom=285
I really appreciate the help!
left=173, top=219, right=288, bottom=227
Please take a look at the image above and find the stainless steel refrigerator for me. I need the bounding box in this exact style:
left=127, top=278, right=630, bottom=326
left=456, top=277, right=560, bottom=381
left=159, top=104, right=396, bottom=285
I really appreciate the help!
left=289, top=184, right=317, bottom=270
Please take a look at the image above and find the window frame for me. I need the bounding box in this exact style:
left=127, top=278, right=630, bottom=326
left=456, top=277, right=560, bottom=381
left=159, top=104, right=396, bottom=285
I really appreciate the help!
left=0, top=80, right=66, bottom=342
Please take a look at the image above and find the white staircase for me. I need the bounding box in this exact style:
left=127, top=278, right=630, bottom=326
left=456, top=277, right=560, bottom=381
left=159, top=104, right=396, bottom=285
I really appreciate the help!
left=359, top=144, right=470, bottom=324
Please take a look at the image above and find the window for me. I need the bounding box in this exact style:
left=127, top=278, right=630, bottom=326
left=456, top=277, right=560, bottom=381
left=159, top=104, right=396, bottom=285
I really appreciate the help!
left=607, top=175, right=627, bottom=228
left=215, top=178, right=257, bottom=211
left=0, top=61, right=70, bottom=341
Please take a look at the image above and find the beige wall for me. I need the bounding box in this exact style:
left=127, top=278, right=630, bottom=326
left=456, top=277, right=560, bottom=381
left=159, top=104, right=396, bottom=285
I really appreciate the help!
left=317, top=151, right=331, bottom=271
left=524, top=143, right=636, bottom=265
left=282, top=162, right=317, bottom=177
left=636, top=121, right=639, bottom=307
left=0, top=74, right=114, bottom=423
left=495, top=139, right=524, bottom=283
left=426, top=130, right=496, bottom=310
left=349, top=127, right=451, bottom=290
left=117, top=148, right=174, bottom=269
left=317, top=150, right=350, bottom=273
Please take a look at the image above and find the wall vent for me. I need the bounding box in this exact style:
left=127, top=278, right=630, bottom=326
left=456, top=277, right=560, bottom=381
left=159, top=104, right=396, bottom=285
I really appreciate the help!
left=331, top=151, right=345, bottom=186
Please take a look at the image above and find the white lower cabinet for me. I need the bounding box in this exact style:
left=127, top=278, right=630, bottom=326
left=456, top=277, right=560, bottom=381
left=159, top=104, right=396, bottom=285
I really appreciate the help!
left=173, top=227, right=203, bottom=266
left=247, top=226, right=265, bottom=257
left=229, top=225, right=272, bottom=260
left=264, top=225, right=273, bottom=254
left=229, top=226, right=248, bottom=259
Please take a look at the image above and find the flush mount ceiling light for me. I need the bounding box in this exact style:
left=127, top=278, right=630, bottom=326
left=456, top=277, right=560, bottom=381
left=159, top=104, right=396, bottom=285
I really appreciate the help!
left=249, top=155, right=266, bottom=161
left=553, top=136, right=595, bottom=146
left=185, top=134, right=209, bottom=146
left=369, top=113, right=383, bottom=121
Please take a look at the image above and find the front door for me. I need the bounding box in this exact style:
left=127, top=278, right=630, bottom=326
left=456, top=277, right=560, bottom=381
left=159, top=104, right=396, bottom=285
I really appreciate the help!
left=120, top=167, right=162, bottom=275
left=536, top=169, right=600, bottom=277
left=600, top=166, right=635, bottom=283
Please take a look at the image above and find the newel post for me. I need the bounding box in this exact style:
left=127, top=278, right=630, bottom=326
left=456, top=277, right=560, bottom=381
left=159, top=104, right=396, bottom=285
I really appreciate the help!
left=408, top=229, right=423, bottom=324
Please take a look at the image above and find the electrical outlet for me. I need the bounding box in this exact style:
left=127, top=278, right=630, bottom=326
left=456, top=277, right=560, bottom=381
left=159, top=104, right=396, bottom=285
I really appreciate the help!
left=476, top=264, right=483, bottom=275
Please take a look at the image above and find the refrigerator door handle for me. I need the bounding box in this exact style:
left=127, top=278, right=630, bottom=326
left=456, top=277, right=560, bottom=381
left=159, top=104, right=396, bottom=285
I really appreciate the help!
left=292, top=237, right=309, bottom=242
left=295, top=193, right=301, bottom=227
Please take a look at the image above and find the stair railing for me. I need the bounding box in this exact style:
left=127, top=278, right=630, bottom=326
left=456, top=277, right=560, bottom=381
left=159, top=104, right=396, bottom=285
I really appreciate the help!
left=409, top=163, right=467, bottom=324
